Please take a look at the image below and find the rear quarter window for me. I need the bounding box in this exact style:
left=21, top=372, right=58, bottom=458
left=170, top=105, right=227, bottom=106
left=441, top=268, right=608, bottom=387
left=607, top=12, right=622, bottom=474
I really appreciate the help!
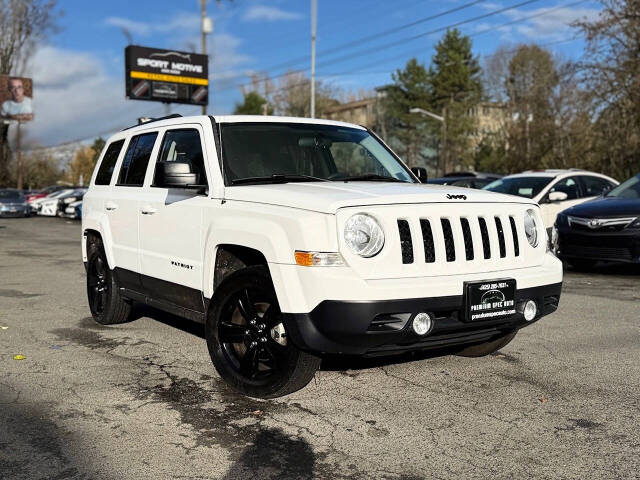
left=94, top=140, right=125, bottom=185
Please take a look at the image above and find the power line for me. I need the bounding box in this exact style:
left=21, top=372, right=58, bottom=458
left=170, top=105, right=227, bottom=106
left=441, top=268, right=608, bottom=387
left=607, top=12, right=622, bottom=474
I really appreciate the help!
left=217, top=0, right=488, bottom=80
left=215, top=0, right=544, bottom=95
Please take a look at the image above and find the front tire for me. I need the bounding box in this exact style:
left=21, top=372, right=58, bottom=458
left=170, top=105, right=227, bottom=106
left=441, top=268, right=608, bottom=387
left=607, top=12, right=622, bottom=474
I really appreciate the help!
left=456, top=330, right=518, bottom=357
left=86, top=239, right=131, bottom=325
left=206, top=266, right=320, bottom=398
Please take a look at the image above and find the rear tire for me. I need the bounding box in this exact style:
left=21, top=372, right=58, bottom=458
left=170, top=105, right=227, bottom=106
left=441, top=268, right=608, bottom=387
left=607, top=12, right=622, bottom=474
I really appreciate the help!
left=456, top=330, right=518, bottom=357
left=86, top=238, right=131, bottom=325
left=206, top=266, right=320, bottom=399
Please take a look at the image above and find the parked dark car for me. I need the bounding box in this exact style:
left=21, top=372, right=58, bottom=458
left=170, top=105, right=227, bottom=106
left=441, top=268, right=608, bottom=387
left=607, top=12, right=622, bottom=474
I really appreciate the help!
left=427, top=172, right=502, bottom=189
left=56, top=188, right=87, bottom=217
left=553, top=173, right=640, bottom=267
left=0, top=189, right=30, bottom=218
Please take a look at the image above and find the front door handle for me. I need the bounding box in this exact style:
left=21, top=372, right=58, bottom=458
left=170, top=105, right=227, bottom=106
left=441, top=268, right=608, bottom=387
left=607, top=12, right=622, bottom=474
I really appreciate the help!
left=105, top=202, right=118, bottom=211
left=140, top=206, right=157, bottom=215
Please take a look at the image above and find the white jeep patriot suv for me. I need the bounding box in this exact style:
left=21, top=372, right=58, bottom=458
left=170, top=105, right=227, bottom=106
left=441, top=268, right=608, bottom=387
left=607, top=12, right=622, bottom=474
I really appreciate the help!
left=82, top=114, right=563, bottom=398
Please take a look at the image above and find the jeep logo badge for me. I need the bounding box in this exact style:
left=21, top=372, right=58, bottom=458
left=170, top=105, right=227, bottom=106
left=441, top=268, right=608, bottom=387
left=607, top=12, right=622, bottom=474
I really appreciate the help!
left=446, top=194, right=467, bottom=200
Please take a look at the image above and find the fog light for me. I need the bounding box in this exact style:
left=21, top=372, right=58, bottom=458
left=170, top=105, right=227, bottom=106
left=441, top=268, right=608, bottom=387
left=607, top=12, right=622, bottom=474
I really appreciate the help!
left=523, top=300, right=537, bottom=321
left=412, top=312, right=433, bottom=335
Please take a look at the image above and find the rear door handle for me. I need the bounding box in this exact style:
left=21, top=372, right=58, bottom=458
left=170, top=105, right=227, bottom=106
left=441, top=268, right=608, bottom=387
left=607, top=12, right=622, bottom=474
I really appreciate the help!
left=140, top=206, right=157, bottom=215
left=105, top=202, right=118, bottom=211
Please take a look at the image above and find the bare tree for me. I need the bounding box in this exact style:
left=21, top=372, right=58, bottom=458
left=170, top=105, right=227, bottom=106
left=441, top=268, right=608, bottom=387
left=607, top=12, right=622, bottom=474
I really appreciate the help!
left=0, top=0, right=58, bottom=185
left=573, top=0, right=640, bottom=180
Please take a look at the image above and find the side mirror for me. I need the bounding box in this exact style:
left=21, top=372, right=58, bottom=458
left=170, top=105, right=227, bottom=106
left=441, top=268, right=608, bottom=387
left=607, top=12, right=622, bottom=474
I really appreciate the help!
left=158, top=162, right=199, bottom=188
left=548, top=191, right=568, bottom=202
left=410, top=167, right=428, bottom=183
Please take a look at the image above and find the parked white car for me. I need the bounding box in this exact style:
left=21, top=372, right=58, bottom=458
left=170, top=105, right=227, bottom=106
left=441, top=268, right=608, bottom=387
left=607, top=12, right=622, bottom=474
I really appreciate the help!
left=483, top=170, right=618, bottom=229
left=82, top=114, right=563, bottom=398
left=32, top=189, right=74, bottom=215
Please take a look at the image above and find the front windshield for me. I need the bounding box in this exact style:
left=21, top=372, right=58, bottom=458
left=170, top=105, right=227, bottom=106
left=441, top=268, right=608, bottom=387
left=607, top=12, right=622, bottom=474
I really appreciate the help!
left=606, top=175, right=640, bottom=199
left=220, top=123, right=414, bottom=185
left=483, top=176, right=553, bottom=198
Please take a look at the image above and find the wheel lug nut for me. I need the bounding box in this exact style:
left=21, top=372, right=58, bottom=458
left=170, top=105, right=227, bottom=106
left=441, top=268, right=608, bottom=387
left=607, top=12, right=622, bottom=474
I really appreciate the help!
left=259, top=337, right=267, bottom=343
left=249, top=341, right=257, bottom=348
left=249, top=319, right=257, bottom=326
left=245, top=329, right=251, bottom=335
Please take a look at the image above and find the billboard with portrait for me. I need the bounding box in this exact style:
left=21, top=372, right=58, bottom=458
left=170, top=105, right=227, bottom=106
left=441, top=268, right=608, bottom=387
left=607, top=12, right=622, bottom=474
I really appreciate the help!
left=125, top=45, right=209, bottom=106
left=0, top=75, right=34, bottom=122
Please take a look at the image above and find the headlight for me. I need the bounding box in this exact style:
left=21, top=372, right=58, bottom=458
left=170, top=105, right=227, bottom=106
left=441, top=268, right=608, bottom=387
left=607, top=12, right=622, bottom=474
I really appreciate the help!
left=344, top=213, right=385, bottom=257
left=629, top=217, right=640, bottom=229
left=524, top=209, right=539, bottom=247
left=63, top=197, right=75, bottom=204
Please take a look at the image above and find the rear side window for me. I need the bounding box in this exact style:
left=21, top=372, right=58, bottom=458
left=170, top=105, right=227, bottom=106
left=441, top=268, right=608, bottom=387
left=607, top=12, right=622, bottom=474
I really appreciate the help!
left=153, top=129, right=207, bottom=186
left=117, top=133, right=158, bottom=186
left=95, top=140, right=125, bottom=185
left=579, top=175, right=615, bottom=197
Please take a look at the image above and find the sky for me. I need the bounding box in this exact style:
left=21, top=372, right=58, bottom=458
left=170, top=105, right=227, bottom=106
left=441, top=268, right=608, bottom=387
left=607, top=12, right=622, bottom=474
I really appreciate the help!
left=22, top=0, right=602, bottom=148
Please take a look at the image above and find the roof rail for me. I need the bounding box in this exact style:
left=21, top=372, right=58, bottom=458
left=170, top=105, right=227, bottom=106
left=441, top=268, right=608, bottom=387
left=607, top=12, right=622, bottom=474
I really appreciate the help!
left=121, top=113, right=183, bottom=131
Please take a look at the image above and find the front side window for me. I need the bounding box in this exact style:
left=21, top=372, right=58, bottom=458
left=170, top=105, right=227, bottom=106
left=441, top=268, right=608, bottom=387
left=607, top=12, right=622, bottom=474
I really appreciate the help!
left=95, top=139, right=125, bottom=185
left=548, top=177, right=579, bottom=200
left=117, top=133, right=158, bottom=186
left=154, top=129, right=207, bottom=186
left=483, top=176, right=553, bottom=198
left=220, top=123, right=414, bottom=185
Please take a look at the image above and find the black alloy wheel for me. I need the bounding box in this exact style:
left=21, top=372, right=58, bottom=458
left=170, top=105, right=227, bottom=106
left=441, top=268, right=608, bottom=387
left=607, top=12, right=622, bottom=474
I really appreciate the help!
left=207, top=266, right=320, bottom=398
left=87, top=253, right=108, bottom=317
left=86, top=239, right=131, bottom=325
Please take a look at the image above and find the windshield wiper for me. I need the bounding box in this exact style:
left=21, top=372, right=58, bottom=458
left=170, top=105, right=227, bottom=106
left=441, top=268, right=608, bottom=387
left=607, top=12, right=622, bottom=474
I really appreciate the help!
left=338, top=174, right=406, bottom=183
left=231, top=174, right=330, bottom=185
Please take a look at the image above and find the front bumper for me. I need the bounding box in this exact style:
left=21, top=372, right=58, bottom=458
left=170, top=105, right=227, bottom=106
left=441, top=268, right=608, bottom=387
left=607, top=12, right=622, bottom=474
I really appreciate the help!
left=283, top=282, right=562, bottom=356
left=557, top=226, right=640, bottom=263
left=0, top=207, right=29, bottom=217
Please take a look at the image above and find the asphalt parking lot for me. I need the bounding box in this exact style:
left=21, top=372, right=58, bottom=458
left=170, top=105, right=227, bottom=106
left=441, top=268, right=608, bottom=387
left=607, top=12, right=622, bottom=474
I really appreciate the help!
left=1, top=217, right=639, bottom=480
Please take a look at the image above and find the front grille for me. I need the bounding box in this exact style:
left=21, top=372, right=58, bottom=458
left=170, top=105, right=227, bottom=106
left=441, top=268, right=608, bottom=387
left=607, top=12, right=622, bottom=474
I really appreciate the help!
left=563, top=244, right=632, bottom=260
left=397, top=219, right=413, bottom=264
left=396, top=214, right=524, bottom=265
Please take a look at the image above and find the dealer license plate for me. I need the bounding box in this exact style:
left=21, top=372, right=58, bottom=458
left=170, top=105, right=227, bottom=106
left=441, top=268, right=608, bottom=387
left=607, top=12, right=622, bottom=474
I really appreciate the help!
left=464, top=279, right=516, bottom=321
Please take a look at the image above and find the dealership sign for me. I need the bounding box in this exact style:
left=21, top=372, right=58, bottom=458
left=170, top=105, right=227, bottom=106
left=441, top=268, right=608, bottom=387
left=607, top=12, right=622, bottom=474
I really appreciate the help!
left=125, top=45, right=208, bottom=106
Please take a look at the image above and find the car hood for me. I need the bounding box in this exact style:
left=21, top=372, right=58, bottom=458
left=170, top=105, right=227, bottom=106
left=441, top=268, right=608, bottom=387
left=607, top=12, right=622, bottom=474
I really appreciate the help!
left=223, top=181, right=535, bottom=214
left=563, top=196, right=640, bottom=218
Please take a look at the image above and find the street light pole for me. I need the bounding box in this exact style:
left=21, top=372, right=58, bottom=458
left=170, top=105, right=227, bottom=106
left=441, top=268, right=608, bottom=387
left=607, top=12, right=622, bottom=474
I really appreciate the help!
left=409, top=107, right=447, bottom=177
left=310, top=0, right=317, bottom=118
left=200, top=0, right=213, bottom=115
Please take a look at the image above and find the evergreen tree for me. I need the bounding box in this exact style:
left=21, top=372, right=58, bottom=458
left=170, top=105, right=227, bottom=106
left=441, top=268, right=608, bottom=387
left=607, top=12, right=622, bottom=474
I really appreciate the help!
left=233, top=91, right=273, bottom=115
left=427, top=29, right=482, bottom=171
left=380, top=58, right=432, bottom=169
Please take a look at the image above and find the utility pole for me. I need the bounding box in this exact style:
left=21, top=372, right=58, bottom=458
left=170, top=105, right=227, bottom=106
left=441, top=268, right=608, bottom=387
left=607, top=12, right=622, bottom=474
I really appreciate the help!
left=16, top=122, right=23, bottom=190
left=201, top=0, right=213, bottom=115
left=310, top=0, right=317, bottom=118
left=409, top=107, right=447, bottom=177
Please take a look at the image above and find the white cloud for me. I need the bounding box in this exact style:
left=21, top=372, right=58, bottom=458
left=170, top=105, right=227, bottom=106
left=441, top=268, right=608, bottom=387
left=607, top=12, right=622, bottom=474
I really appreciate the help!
left=502, top=5, right=600, bottom=40
left=104, top=12, right=201, bottom=38
left=242, top=5, right=302, bottom=22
